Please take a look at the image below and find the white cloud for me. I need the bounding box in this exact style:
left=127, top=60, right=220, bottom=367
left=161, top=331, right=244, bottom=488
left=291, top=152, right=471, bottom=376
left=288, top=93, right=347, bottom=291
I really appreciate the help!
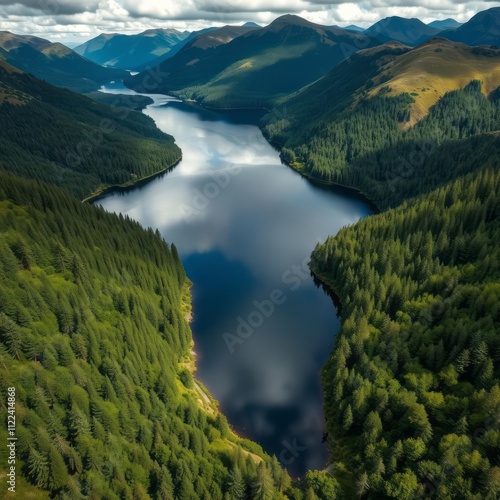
left=0, top=0, right=498, bottom=43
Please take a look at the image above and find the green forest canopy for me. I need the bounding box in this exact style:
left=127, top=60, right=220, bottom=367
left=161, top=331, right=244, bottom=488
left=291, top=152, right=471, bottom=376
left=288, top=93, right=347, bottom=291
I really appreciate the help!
left=0, top=62, right=181, bottom=200
left=0, top=172, right=319, bottom=499
left=311, top=169, right=500, bottom=498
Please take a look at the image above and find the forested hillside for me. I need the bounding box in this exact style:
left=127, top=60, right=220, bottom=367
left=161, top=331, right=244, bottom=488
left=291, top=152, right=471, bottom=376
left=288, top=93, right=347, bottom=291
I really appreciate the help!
left=311, top=169, right=500, bottom=498
left=0, top=172, right=304, bottom=498
left=0, top=31, right=127, bottom=93
left=262, top=41, right=500, bottom=207
left=0, top=61, right=181, bottom=199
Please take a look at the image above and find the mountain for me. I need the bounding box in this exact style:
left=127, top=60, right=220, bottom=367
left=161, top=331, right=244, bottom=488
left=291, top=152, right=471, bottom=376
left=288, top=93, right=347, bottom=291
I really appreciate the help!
left=132, top=27, right=220, bottom=72
left=132, top=25, right=257, bottom=73
left=363, top=38, right=500, bottom=123
left=74, top=28, right=189, bottom=70
left=261, top=38, right=500, bottom=205
left=244, top=22, right=261, bottom=28
left=365, top=16, right=441, bottom=45
left=428, top=18, right=462, bottom=30
left=0, top=60, right=181, bottom=199
left=344, top=24, right=365, bottom=33
left=0, top=31, right=126, bottom=92
left=181, top=24, right=258, bottom=50
left=441, top=7, right=500, bottom=46
left=127, top=15, right=381, bottom=108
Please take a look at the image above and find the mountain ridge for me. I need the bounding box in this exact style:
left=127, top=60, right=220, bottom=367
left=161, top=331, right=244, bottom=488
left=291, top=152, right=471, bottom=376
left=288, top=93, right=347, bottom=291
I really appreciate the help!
left=440, top=6, right=500, bottom=46
left=0, top=31, right=126, bottom=92
left=126, top=15, right=381, bottom=108
left=74, top=28, right=190, bottom=70
left=365, top=16, right=442, bottom=45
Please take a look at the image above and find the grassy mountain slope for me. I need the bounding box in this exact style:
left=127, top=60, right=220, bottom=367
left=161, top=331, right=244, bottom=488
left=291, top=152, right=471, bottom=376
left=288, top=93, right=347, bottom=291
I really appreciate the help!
left=262, top=39, right=500, bottom=207
left=311, top=168, right=500, bottom=499
left=0, top=31, right=127, bottom=92
left=364, top=39, right=500, bottom=123
left=441, top=7, right=500, bottom=46
left=0, top=60, right=181, bottom=199
left=74, top=29, right=189, bottom=70
left=365, top=17, right=441, bottom=46
left=127, top=15, right=381, bottom=108
left=0, top=172, right=299, bottom=498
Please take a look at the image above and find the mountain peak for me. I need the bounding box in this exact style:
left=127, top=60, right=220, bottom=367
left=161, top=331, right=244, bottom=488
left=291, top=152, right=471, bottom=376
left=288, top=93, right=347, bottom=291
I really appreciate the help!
left=428, top=18, right=462, bottom=30
left=440, top=6, right=500, bottom=46
left=268, top=14, right=317, bottom=28
left=366, top=16, right=441, bottom=46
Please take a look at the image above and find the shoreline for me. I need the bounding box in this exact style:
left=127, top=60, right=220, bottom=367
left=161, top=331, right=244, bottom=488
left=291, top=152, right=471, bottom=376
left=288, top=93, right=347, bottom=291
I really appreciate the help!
left=283, top=161, right=381, bottom=214
left=263, top=137, right=381, bottom=214
left=82, top=156, right=182, bottom=204
left=121, top=80, right=380, bottom=214
left=92, top=87, right=373, bottom=476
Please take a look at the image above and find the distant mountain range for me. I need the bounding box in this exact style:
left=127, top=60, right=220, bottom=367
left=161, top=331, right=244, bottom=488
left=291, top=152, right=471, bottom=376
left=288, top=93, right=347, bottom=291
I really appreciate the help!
left=440, top=7, right=500, bottom=46
left=428, top=18, right=462, bottom=30
left=343, top=24, right=365, bottom=33
left=74, top=29, right=189, bottom=69
left=126, top=15, right=380, bottom=107
left=0, top=31, right=126, bottom=92
left=2, top=7, right=500, bottom=101
left=132, top=27, right=219, bottom=72
left=362, top=9, right=499, bottom=47
left=365, top=17, right=442, bottom=45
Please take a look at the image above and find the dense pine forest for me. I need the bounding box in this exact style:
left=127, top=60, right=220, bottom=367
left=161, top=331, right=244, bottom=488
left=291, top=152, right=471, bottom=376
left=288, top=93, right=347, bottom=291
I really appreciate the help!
left=260, top=32, right=500, bottom=499
left=0, top=172, right=319, bottom=498
left=1, top=10, right=500, bottom=498
left=262, top=43, right=500, bottom=208
left=311, top=169, right=500, bottom=498
left=0, top=62, right=181, bottom=199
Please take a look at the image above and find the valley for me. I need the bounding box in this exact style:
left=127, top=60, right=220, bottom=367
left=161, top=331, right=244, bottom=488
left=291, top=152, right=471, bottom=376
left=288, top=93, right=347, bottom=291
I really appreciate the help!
left=0, top=4, right=499, bottom=499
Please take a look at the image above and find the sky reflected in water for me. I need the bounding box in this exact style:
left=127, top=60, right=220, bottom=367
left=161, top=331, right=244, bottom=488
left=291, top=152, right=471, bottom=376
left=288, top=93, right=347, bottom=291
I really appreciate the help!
left=97, top=82, right=373, bottom=475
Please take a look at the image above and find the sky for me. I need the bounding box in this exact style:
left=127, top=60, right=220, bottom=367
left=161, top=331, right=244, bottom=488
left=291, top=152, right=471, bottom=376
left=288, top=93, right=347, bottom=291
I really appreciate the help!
left=0, top=0, right=499, bottom=43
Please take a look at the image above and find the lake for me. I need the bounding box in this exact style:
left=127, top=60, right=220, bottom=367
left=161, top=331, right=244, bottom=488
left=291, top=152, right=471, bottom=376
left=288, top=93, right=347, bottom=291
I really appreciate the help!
left=96, top=82, right=373, bottom=476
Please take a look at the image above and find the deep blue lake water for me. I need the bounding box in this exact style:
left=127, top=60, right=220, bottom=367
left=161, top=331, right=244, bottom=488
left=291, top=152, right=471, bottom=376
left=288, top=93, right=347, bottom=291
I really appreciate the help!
left=96, top=82, right=373, bottom=475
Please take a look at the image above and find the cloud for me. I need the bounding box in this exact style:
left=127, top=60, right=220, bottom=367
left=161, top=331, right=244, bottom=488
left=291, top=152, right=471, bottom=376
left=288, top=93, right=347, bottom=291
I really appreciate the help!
left=0, top=0, right=100, bottom=15
left=0, top=0, right=498, bottom=43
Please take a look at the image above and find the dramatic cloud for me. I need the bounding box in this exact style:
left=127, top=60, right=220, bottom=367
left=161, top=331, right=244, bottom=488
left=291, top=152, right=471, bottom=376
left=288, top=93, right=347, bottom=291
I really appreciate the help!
left=0, top=0, right=498, bottom=43
left=0, top=0, right=100, bottom=15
